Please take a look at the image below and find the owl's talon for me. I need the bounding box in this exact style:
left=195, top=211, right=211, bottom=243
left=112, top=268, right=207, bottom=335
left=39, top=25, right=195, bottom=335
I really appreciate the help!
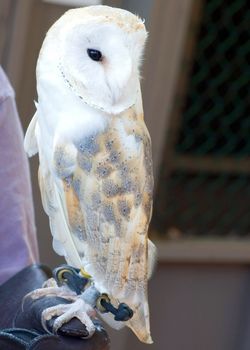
left=42, top=298, right=96, bottom=338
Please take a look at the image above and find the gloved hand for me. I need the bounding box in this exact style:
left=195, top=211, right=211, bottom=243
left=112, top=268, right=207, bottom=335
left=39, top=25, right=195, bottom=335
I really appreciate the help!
left=0, top=264, right=110, bottom=350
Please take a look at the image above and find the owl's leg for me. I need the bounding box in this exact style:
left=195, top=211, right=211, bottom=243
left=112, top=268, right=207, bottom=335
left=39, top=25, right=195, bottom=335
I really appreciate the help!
left=40, top=276, right=134, bottom=329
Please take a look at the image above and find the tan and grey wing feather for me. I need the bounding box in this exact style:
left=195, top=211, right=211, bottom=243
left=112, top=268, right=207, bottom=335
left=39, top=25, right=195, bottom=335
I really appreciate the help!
left=37, top=115, right=153, bottom=343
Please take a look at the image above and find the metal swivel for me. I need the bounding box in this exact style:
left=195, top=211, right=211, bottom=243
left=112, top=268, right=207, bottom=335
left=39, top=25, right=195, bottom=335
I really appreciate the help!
left=53, top=265, right=90, bottom=295
left=96, top=293, right=133, bottom=322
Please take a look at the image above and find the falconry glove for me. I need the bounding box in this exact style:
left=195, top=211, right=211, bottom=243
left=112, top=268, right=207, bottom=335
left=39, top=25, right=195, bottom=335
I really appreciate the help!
left=0, top=264, right=110, bottom=350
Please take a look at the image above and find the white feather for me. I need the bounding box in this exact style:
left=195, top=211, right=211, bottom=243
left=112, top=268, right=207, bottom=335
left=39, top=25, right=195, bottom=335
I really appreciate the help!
left=24, top=112, right=38, bottom=156
left=148, top=239, right=157, bottom=279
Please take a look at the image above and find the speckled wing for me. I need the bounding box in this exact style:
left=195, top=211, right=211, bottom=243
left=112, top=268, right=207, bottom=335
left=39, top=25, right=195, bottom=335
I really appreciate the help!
left=36, top=109, right=153, bottom=343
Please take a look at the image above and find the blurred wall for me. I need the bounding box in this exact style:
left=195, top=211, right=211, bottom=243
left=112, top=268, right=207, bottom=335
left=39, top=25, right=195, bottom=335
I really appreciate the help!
left=122, top=0, right=153, bottom=22
left=114, top=263, right=250, bottom=350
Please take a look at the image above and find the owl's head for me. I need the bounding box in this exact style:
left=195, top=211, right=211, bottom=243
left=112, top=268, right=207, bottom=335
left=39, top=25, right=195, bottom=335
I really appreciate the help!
left=40, top=6, right=147, bottom=114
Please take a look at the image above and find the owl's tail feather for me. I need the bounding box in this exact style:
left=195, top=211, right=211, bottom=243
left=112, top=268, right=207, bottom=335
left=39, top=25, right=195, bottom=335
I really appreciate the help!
left=126, top=293, right=153, bottom=344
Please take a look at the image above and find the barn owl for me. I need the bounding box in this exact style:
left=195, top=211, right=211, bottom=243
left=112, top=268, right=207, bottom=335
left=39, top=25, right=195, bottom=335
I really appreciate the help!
left=24, top=5, right=156, bottom=344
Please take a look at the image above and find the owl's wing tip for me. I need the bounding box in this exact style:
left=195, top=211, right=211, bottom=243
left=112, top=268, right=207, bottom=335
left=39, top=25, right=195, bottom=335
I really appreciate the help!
left=139, top=333, right=153, bottom=344
left=24, top=112, right=38, bottom=157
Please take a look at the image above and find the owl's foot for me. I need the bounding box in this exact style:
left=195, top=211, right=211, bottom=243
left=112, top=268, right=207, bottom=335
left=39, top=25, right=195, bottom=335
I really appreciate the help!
left=42, top=297, right=96, bottom=338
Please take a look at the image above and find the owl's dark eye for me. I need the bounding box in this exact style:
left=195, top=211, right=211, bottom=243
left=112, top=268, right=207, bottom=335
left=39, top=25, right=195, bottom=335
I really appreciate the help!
left=87, top=48, right=103, bottom=62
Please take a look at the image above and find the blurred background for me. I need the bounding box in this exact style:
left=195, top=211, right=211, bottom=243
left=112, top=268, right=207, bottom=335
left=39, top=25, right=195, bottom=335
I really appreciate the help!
left=1, top=0, right=250, bottom=349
